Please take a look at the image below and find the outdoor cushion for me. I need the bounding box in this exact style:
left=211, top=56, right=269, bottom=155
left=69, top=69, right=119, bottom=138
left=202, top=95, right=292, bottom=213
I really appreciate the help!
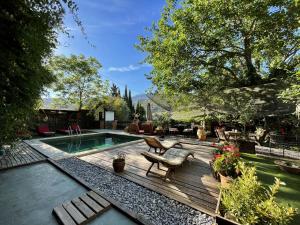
left=141, top=148, right=194, bottom=179
left=142, top=148, right=194, bottom=167
left=38, top=125, right=49, bottom=133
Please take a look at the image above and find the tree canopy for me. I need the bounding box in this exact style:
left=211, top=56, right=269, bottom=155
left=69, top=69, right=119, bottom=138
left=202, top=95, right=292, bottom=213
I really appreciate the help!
left=0, top=0, right=79, bottom=147
left=138, top=0, right=299, bottom=99
left=49, top=54, right=108, bottom=111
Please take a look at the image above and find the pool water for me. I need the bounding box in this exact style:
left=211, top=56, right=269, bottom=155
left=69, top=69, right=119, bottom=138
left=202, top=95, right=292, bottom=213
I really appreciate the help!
left=42, top=133, right=141, bottom=153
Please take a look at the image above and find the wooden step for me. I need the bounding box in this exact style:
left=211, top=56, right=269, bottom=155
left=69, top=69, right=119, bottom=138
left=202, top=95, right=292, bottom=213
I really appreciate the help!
left=53, top=190, right=111, bottom=225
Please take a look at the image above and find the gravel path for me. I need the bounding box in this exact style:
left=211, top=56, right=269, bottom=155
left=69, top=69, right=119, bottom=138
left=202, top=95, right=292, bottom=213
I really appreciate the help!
left=57, top=157, right=214, bottom=225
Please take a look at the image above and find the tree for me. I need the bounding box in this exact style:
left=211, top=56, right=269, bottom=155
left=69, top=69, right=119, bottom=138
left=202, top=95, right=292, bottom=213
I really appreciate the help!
left=123, top=85, right=128, bottom=101
left=137, top=0, right=299, bottom=100
left=49, top=54, right=108, bottom=111
left=135, top=101, right=146, bottom=121
left=280, top=72, right=300, bottom=103
left=110, top=83, right=120, bottom=97
left=0, top=0, right=80, bottom=147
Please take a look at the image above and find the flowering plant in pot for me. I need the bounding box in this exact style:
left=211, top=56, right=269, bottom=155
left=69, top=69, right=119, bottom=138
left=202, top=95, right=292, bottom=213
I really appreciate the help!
left=213, top=152, right=241, bottom=187
left=112, top=152, right=126, bottom=173
left=211, top=142, right=239, bottom=160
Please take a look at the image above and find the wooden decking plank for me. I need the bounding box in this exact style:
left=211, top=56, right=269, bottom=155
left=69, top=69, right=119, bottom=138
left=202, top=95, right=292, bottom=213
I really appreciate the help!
left=87, top=156, right=218, bottom=205
left=0, top=158, right=7, bottom=169
left=53, top=205, right=76, bottom=225
left=22, top=147, right=39, bottom=161
left=85, top=154, right=219, bottom=198
left=86, top=158, right=216, bottom=212
left=89, top=151, right=218, bottom=191
left=80, top=194, right=103, bottom=213
left=87, top=191, right=111, bottom=208
left=24, top=145, right=44, bottom=160
left=16, top=152, right=27, bottom=165
left=14, top=150, right=26, bottom=165
left=62, top=201, right=86, bottom=224
left=18, top=149, right=33, bottom=164
left=12, top=153, right=22, bottom=165
left=71, top=197, right=96, bottom=219
left=5, top=156, right=13, bottom=168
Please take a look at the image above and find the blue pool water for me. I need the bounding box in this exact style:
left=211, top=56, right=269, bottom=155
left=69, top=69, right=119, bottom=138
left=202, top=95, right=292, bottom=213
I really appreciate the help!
left=42, top=133, right=141, bottom=153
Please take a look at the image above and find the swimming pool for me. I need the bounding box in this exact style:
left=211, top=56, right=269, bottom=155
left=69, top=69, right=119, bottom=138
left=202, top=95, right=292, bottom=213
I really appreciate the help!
left=42, top=133, right=141, bottom=153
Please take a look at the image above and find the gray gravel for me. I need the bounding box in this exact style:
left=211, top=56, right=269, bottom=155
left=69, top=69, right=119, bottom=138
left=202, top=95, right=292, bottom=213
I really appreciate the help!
left=57, top=157, right=214, bottom=225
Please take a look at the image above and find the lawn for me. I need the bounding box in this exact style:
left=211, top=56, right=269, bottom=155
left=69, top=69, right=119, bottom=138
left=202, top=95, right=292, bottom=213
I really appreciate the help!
left=241, top=153, right=300, bottom=225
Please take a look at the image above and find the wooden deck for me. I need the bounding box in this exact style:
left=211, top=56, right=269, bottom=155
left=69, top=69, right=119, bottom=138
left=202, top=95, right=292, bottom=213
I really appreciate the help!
left=0, top=142, right=46, bottom=170
left=79, top=141, right=219, bottom=215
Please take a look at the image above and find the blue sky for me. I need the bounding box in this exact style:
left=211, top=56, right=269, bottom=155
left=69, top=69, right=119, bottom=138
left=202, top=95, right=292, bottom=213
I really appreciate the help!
left=56, top=0, right=166, bottom=96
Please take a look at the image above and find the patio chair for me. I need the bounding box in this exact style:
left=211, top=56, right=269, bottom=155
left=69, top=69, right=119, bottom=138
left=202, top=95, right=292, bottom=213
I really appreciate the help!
left=141, top=148, right=194, bottom=180
left=144, top=137, right=182, bottom=155
left=36, top=124, right=55, bottom=136
left=128, top=123, right=144, bottom=134
left=215, top=127, right=230, bottom=142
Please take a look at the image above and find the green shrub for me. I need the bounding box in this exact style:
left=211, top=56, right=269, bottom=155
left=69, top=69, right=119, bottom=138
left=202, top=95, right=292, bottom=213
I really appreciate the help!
left=220, top=162, right=298, bottom=225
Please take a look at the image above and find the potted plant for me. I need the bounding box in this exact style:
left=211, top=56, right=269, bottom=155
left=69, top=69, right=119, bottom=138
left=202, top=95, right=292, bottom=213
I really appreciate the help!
left=213, top=152, right=240, bottom=187
left=112, top=152, right=126, bottom=173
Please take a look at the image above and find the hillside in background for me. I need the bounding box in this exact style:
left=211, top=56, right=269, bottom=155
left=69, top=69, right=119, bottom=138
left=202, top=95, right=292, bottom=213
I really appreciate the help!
left=132, top=94, right=165, bottom=114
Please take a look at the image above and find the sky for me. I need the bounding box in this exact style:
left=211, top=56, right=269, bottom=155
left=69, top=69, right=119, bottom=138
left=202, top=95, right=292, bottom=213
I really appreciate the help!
left=55, top=0, right=166, bottom=96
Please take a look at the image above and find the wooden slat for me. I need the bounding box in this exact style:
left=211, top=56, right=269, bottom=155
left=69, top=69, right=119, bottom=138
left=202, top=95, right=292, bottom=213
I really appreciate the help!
left=71, top=197, right=95, bottom=219
left=87, top=191, right=111, bottom=208
left=80, top=194, right=103, bottom=213
left=62, top=202, right=86, bottom=224
left=53, top=205, right=76, bottom=225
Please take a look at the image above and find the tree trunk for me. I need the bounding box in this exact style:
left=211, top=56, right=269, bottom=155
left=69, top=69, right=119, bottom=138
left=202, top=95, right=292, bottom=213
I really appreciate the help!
left=79, top=91, right=82, bottom=111
left=244, top=37, right=258, bottom=85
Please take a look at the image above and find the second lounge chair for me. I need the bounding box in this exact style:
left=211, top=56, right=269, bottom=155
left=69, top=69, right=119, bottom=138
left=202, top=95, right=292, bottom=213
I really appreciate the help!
left=144, top=137, right=183, bottom=155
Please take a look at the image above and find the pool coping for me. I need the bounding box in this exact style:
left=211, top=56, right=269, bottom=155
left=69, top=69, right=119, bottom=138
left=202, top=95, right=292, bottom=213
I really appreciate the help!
left=24, top=130, right=145, bottom=160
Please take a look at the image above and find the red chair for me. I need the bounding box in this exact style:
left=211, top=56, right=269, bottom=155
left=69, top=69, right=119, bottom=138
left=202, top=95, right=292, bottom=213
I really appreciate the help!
left=36, top=124, right=55, bottom=136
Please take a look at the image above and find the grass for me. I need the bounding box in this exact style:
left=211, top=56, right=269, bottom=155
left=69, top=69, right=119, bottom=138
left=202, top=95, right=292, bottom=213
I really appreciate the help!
left=241, top=153, right=300, bottom=225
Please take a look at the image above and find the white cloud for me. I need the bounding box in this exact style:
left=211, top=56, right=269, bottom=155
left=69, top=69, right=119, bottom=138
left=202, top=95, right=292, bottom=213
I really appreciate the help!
left=108, top=64, right=151, bottom=73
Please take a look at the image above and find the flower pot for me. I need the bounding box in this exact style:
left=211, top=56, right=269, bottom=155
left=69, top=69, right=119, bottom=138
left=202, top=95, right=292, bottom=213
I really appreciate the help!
left=219, top=173, right=233, bottom=188
left=113, top=159, right=125, bottom=173
left=197, top=127, right=206, bottom=141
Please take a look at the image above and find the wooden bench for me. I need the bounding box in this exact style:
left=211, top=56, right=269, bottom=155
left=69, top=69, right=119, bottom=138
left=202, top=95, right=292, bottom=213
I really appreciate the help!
left=53, top=190, right=111, bottom=225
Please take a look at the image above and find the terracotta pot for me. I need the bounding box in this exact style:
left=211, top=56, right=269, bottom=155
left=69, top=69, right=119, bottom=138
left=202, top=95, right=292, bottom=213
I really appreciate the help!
left=113, top=159, right=125, bottom=173
left=219, top=173, right=233, bottom=188
left=197, top=127, right=206, bottom=141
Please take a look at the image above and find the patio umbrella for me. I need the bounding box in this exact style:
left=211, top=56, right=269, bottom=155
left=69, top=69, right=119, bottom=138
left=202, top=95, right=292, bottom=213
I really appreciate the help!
left=147, top=103, right=153, bottom=121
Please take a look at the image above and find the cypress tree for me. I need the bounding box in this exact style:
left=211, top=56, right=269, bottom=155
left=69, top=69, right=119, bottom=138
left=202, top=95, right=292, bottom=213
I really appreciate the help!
left=124, top=85, right=128, bottom=102
left=128, top=90, right=134, bottom=115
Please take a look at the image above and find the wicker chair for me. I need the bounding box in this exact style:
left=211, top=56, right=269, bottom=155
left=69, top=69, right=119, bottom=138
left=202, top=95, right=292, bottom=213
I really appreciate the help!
left=128, top=123, right=144, bottom=134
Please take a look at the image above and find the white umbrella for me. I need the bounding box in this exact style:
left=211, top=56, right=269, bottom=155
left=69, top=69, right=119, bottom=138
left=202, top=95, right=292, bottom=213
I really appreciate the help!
left=147, top=103, right=153, bottom=121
